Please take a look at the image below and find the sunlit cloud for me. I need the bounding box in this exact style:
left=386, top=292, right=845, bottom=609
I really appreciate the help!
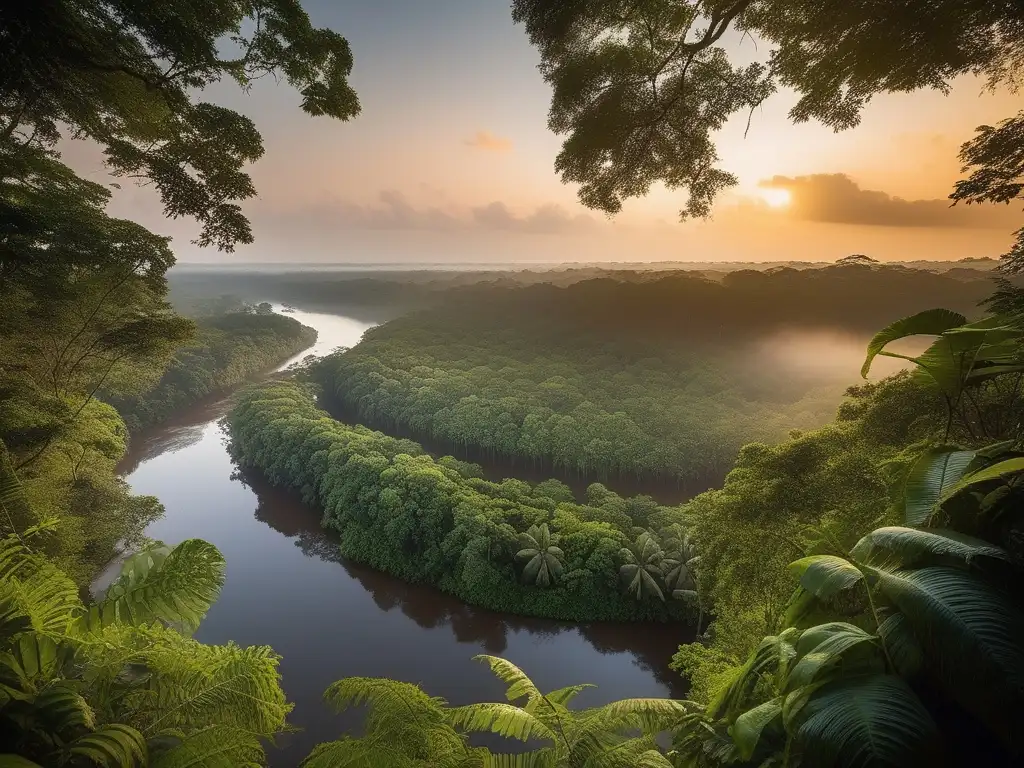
left=758, top=174, right=1022, bottom=229
left=463, top=130, right=513, bottom=152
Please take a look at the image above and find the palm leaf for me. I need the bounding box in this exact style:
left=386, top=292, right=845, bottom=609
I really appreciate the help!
left=78, top=540, right=226, bottom=633
left=68, top=723, right=147, bottom=768
left=850, top=526, right=1013, bottom=574
left=795, top=675, right=941, bottom=767
left=902, top=447, right=975, bottom=526
left=861, top=309, right=966, bottom=378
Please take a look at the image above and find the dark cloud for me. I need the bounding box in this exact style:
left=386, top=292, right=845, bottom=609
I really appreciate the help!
left=760, top=174, right=1021, bottom=229
left=259, top=191, right=596, bottom=235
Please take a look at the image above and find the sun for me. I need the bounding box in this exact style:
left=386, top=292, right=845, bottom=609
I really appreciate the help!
left=759, top=187, right=792, bottom=209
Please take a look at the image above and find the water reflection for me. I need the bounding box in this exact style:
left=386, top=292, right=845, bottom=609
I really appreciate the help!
left=243, top=469, right=690, bottom=696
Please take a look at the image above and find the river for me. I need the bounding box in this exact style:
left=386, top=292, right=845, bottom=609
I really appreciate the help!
left=116, top=307, right=691, bottom=765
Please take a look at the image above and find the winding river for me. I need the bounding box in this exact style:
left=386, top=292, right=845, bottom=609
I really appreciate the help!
left=116, top=307, right=691, bottom=765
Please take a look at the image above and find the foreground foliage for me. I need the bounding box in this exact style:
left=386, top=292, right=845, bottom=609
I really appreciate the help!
left=0, top=453, right=291, bottom=767
left=306, top=655, right=686, bottom=767
left=226, top=381, right=699, bottom=622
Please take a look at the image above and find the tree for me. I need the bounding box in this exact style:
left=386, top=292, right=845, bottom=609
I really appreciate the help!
left=516, top=523, right=565, bottom=587
left=511, top=0, right=1024, bottom=264
left=1, top=0, right=360, bottom=251
left=619, top=531, right=666, bottom=602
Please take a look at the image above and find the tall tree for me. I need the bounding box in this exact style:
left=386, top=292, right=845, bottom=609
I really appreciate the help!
left=511, top=0, right=1024, bottom=265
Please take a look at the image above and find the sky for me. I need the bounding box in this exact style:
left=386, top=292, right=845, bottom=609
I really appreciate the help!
left=66, top=0, right=1024, bottom=264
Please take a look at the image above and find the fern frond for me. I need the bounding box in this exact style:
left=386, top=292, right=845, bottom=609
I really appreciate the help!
left=68, top=723, right=147, bottom=767
left=300, top=737, right=421, bottom=768
left=472, top=655, right=543, bottom=705
left=543, top=683, right=595, bottom=707
left=586, top=697, right=696, bottom=733
left=481, top=748, right=557, bottom=767
left=448, top=702, right=556, bottom=743
left=77, top=540, right=225, bottom=633
left=0, top=537, right=81, bottom=634
left=148, top=725, right=264, bottom=768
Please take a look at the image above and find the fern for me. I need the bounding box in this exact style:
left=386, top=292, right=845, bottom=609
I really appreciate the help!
left=78, top=540, right=226, bottom=633
left=148, top=725, right=265, bottom=768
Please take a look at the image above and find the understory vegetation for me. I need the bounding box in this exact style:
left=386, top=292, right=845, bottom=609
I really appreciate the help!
left=318, top=267, right=991, bottom=490
left=106, top=309, right=317, bottom=433
left=226, top=381, right=699, bottom=622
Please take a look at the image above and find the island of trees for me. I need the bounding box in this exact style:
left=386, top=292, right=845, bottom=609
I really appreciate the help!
left=3, top=0, right=1024, bottom=766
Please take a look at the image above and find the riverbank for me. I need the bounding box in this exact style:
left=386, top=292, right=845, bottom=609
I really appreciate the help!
left=114, top=306, right=690, bottom=766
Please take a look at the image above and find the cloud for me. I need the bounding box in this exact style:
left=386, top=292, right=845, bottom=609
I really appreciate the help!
left=759, top=174, right=1021, bottom=229
left=258, top=191, right=597, bottom=235
left=463, top=130, right=513, bottom=152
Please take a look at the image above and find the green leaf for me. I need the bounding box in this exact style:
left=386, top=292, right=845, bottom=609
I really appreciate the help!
left=861, top=309, right=966, bottom=378
left=902, top=447, right=975, bottom=526
left=0, top=757, right=45, bottom=767
left=850, top=526, right=1013, bottom=573
left=473, top=655, right=543, bottom=705
left=943, top=457, right=1024, bottom=501
left=149, top=725, right=264, bottom=768
left=68, top=724, right=147, bottom=768
left=543, top=683, right=595, bottom=707
left=730, top=698, right=782, bottom=760
left=789, top=555, right=865, bottom=601
left=874, top=566, right=1024, bottom=748
left=448, top=702, right=556, bottom=743
left=786, top=623, right=882, bottom=692
left=77, top=540, right=225, bottom=632
left=0, top=445, right=34, bottom=539
left=794, top=675, right=941, bottom=767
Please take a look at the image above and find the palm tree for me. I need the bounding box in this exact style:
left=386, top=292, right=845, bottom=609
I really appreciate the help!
left=662, top=526, right=704, bottom=631
left=619, top=531, right=665, bottom=601
left=516, top=523, right=564, bottom=587
left=0, top=444, right=290, bottom=767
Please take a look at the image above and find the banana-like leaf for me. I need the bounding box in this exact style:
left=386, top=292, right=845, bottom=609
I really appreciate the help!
left=786, top=623, right=882, bottom=692
left=850, top=526, right=1014, bottom=574
left=77, top=540, right=225, bottom=633
left=149, top=725, right=264, bottom=768
left=876, top=613, right=923, bottom=678
left=68, top=724, right=147, bottom=767
left=794, top=675, right=941, bottom=767
left=874, top=565, right=1024, bottom=748
left=710, top=630, right=798, bottom=720
left=789, top=555, right=865, bottom=600
left=942, top=458, right=1024, bottom=502
left=861, top=309, right=967, bottom=378
left=730, top=698, right=782, bottom=760
left=447, top=702, right=556, bottom=743
left=902, top=447, right=976, bottom=526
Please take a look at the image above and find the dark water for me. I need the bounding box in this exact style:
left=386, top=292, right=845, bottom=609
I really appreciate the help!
left=116, top=308, right=691, bottom=766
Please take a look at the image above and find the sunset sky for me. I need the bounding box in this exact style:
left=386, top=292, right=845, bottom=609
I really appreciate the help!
left=66, top=0, right=1024, bottom=264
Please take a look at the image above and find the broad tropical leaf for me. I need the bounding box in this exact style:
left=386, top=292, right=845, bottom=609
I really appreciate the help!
left=789, top=555, right=865, bottom=601
left=730, top=698, right=782, bottom=761
left=850, top=526, right=1013, bottom=574
left=619, top=532, right=666, bottom=602
left=943, top=457, right=1024, bottom=501
left=873, top=565, right=1024, bottom=748
left=78, top=540, right=226, bottom=632
left=516, top=524, right=564, bottom=588
left=902, top=447, right=976, bottom=525
left=785, top=623, right=881, bottom=692
left=861, top=309, right=966, bottom=378
left=794, top=675, right=941, bottom=767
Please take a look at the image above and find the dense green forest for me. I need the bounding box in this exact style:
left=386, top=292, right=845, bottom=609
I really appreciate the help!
left=317, top=267, right=997, bottom=490
left=4, top=0, right=1024, bottom=766
left=106, top=309, right=316, bottom=433
left=226, top=380, right=696, bottom=621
